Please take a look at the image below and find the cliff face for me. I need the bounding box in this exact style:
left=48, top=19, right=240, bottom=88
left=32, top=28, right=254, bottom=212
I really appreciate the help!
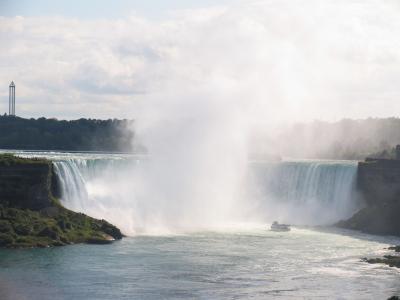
left=338, top=158, right=400, bottom=236
left=0, top=154, right=123, bottom=248
left=357, top=158, right=400, bottom=206
left=0, top=161, right=55, bottom=210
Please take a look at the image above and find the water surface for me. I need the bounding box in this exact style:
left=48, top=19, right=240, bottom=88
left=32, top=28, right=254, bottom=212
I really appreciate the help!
left=1, top=227, right=399, bottom=299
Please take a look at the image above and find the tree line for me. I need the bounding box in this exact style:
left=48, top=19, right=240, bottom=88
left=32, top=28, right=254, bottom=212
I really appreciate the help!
left=259, top=117, right=400, bottom=160
left=0, top=116, right=138, bottom=152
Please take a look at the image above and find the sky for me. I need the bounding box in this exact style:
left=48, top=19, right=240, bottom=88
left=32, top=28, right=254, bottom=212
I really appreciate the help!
left=0, top=0, right=236, bottom=20
left=0, top=0, right=399, bottom=121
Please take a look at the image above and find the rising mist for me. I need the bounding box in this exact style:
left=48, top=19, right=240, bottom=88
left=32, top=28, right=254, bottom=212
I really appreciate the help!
left=31, top=0, right=400, bottom=234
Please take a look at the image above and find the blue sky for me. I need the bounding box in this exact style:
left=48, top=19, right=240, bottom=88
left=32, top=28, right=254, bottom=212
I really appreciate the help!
left=0, top=0, right=235, bottom=19
left=0, top=0, right=399, bottom=121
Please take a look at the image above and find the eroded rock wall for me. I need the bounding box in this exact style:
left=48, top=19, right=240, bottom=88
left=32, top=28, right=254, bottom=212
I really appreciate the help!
left=0, top=154, right=123, bottom=248
left=338, top=158, right=400, bottom=236
left=0, top=162, right=55, bottom=210
left=358, top=158, right=400, bottom=206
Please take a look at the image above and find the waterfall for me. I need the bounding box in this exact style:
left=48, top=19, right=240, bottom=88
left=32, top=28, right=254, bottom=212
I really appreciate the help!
left=52, top=157, right=140, bottom=227
left=51, top=156, right=360, bottom=234
left=53, top=160, right=88, bottom=212
left=248, top=160, right=360, bottom=225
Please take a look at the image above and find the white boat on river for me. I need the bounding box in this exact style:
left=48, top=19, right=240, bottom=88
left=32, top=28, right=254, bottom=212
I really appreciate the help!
left=270, top=221, right=291, bottom=232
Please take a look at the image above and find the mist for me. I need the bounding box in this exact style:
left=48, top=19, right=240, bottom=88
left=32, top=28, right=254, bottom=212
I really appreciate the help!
left=3, top=1, right=400, bottom=298
left=25, top=0, right=399, bottom=234
left=251, top=118, right=400, bottom=160
left=116, top=0, right=399, bottom=233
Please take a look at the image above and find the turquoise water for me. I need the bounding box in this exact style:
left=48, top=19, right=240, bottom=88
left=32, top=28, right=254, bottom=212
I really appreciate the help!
left=1, top=151, right=399, bottom=299
left=1, top=227, right=400, bottom=299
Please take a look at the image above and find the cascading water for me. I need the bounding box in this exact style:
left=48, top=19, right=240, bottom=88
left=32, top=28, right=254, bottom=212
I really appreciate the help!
left=53, top=157, right=137, bottom=209
left=53, top=160, right=89, bottom=212
left=248, top=160, right=361, bottom=225
left=50, top=154, right=361, bottom=234
left=52, top=157, right=142, bottom=233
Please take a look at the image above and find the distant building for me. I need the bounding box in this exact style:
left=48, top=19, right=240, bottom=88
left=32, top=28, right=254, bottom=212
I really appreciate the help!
left=9, top=81, right=15, bottom=116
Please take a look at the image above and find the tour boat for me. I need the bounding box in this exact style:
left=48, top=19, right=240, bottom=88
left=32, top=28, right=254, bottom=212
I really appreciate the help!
left=270, top=221, right=291, bottom=232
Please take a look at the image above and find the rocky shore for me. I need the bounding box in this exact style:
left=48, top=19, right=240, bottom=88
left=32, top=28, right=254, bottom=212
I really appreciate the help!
left=363, top=246, right=400, bottom=268
left=336, top=154, right=400, bottom=279
left=337, top=157, right=400, bottom=236
left=0, top=154, right=123, bottom=248
left=363, top=246, right=400, bottom=300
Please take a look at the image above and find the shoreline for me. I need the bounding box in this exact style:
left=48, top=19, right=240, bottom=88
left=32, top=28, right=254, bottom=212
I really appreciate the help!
left=364, top=245, right=400, bottom=268
left=0, top=154, right=123, bottom=249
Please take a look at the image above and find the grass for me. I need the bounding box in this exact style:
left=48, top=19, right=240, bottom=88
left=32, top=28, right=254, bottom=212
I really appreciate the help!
left=0, top=153, right=123, bottom=248
left=0, top=153, right=49, bottom=166
left=0, top=205, right=122, bottom=248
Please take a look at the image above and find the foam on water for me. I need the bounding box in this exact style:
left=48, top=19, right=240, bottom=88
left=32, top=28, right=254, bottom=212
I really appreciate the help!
left=1, top=151, right=399, bottom=299
left=248, top=159, right=361, bottom=225
left=11, top=151, right=361, bottom=234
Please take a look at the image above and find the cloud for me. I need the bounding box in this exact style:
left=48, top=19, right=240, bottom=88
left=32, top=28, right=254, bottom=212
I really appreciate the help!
left=0, top=0, right=399, bottom=121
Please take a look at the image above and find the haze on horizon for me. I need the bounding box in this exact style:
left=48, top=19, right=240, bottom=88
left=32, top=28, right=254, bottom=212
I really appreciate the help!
left=0, top=0, right=399, bottom=124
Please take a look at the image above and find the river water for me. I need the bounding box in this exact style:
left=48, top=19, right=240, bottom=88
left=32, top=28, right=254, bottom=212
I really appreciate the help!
left=0, top=151, right=399, bottom=299
left=0, top=228, right=399, bottom=299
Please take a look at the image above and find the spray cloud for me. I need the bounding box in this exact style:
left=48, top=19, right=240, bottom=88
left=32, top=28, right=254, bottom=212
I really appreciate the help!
left=35, top=0, right=400, bottom=234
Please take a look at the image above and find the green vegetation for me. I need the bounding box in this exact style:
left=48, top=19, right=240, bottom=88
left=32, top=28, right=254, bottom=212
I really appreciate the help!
left=0, top=154, right=123, bottom=248
left=368, top=145, right=398, bottom=159
left=273, top=117, right=400, bottom=159
left=0, top=115, right=139, bottom=152
left=0, top=153, right=48, bottom=165
left=0, top=205, right=122, bottom=248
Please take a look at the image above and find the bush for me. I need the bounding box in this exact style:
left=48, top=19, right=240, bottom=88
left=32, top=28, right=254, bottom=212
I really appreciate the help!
left=0, top=220, right=13, bottom=233
left=0, top=233, right=15, bottom=246
left=14, top=223, right=33, bottom=235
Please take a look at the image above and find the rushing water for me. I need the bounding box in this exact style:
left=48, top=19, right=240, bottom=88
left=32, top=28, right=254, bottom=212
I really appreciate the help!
left=12, top=151, right=362, bottom=233
left=0, top=151, right=399, bottom=299
left=51, top=155, right=360, bottom=232
left=0, top=228, right=400, bottom=299
left=248, top=160, right=360, bottom=225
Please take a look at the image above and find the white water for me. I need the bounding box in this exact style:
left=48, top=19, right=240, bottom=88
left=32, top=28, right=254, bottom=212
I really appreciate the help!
left=11, top=151, right=361, bottom=235
left=248, top=160, right=360, bottom=225
left=5, top=151, right=400, bottom=300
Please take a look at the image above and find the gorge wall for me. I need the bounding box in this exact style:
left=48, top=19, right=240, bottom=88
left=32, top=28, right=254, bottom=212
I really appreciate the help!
left=358, top=158, right=400, bottom=206
left=0, top=157, right=58, bottom=210
left=338, top=157, right=400, bottom=236
left=0, top=154, right=122, bottom=248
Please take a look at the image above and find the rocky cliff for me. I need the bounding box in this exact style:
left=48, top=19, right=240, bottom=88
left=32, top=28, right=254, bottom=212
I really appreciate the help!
left=0, top=154, right=123, bottom=248
left=0, top=155, right=57, bottom=210
left=357, top=158, right=400, bottom=206
left=337, top=157, right=400, bottom=236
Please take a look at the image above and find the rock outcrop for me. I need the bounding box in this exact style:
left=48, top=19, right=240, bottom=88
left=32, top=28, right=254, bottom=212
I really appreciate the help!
left=337, top=156, right=400, bottom=236
left=0, top=154, right=57, bottom=210
left=357, top=158, right=400, bottom=206
left=363, top=246, right=400, bottom=268
left=0, top=154, right=123, bottom=248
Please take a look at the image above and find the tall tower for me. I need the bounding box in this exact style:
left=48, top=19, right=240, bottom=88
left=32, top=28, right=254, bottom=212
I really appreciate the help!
left=9, top=81, right=15, bottom=116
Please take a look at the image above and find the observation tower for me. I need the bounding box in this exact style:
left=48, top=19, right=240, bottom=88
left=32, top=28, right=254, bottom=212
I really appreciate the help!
left=9, top=81, right=15, bottom=116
